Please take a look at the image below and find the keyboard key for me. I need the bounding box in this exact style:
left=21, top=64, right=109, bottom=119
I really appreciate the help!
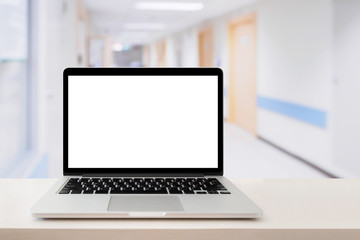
left=220, top=192, right=231, bottom=194
left=169, top=190, right=183, bottom=194
left=207, top=191, right=219, bottom=194
left=153, top=189, right=168, bottom=194
left=184, top=190, right=194, bottom=194
left=83, top=190, right=94, bottom=194
left=71, top=190, right=82, bottom=194
left=59, top=189, right=70, bottom=194
left=196, top=191, right=207, bottom=194
left=110, top=190, right=123, bottom=194
left=68, top=178, right=79, bottom=183
left=95, top=190, right=108, bottom=194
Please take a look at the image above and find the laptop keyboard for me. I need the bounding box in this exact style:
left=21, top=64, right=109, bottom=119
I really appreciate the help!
left=58, top=177, right=231, bottom=195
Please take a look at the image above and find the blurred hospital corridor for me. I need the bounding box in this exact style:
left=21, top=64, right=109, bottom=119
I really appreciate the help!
left=1, top=0, right=360, bottom=178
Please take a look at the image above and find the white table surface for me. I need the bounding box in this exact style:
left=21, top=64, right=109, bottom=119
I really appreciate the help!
left=0, top=178, right=359, bottom=240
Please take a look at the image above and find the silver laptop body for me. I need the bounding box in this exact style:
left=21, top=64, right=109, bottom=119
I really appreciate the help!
left=31, top=67, right=262, bottom=218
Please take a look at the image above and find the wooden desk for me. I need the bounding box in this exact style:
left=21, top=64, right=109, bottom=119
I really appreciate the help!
left=0, top=179, right=359, bottom=240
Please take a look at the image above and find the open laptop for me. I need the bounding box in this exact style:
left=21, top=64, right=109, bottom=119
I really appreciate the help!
left=31, top=67, right=262, bottom=218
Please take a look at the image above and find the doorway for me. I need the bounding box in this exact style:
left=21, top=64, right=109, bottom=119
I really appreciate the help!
left=198, top=27, right=214, bottom=67
left=156, top=40, right=166, bottom=66
left=228, top=13, right=257, bottom=135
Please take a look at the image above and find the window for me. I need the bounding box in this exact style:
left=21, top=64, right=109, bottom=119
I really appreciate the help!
left=0, top=0, right=30, bottom=177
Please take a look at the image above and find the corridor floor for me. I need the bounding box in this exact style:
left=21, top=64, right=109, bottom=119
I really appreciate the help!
left=224, top=122, right=328, bottom=178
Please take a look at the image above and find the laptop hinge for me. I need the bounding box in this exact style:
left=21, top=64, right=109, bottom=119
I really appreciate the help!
left=82, top=173, right=205, bottom=177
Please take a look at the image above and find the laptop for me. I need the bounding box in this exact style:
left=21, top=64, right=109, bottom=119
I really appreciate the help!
left=31, top=67, right=262, bottom=218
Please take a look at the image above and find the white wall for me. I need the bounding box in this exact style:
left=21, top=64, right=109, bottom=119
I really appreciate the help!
left=212, top=19, right=229, bottom=119
left=180, top=28, right=199, bottom=67
left=146, top=0, right=360, bottom=177
left=333, top=0, right=360, bottom=176
left=165, top=36, right=177, bottom=66
left=26, top=0, right=48, bottom=177
left=162, top=0, right=336, bottom=175
left=149, top=43, right=157, bottom=66
left=256, top=0, right=335, bottom=174
left=43, top=0, right=78, bottom=177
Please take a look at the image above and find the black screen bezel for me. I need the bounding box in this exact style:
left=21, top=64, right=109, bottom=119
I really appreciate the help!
left=63, top=67, right=223, bottom=176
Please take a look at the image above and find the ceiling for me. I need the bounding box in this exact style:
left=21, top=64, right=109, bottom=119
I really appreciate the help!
left=82, top=0, right=257, bottom=45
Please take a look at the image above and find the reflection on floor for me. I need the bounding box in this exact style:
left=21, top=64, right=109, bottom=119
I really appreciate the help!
left=224, top=122, right=327, bottom=178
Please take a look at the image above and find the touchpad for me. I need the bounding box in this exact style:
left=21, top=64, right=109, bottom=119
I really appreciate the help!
left=108, top=196, right=184, bottom=212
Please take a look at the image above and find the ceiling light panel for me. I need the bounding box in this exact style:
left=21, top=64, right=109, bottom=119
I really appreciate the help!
left=123, top=23, right=166, bottom=30
left=135, top=2, right=204, bottom=11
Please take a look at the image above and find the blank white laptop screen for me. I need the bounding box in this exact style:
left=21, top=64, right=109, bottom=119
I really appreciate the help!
left=68, top=75, right=218, bottom=168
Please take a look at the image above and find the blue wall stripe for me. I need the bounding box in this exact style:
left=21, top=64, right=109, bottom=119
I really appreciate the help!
left=257, top=96, right=327, bottom=128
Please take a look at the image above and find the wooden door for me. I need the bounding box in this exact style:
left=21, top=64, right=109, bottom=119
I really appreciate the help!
left=198, top=27, right=213, bottom=67
left=228, top=13, right=257, bottom=135
left=156, top=40, right=166, bottom=66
